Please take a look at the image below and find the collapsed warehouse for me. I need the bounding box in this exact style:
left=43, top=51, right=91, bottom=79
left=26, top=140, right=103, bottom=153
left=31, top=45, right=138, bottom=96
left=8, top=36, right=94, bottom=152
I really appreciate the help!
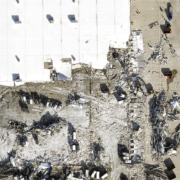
left=0, top=30, right=147, bottom=180
left=0, top=29, right=179, bottom=180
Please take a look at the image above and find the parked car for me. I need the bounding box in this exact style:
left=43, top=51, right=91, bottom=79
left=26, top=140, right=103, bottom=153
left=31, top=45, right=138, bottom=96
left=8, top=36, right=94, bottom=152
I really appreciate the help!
left=169, top=5, right=172, bottom=21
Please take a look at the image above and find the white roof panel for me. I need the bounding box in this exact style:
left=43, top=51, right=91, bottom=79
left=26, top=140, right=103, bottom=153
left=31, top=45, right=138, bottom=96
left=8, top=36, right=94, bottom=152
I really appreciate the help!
left=0, top=0, right=130, bottom=86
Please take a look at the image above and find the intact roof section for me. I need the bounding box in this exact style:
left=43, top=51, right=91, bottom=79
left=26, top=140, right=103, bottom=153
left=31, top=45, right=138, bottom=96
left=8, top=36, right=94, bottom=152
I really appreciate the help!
left=0, top=0, right=130, bottom=86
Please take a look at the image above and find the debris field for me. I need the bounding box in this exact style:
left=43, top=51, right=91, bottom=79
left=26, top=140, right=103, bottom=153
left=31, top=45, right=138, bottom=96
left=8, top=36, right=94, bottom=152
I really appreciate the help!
left=1, top=1, right=180, bottom=180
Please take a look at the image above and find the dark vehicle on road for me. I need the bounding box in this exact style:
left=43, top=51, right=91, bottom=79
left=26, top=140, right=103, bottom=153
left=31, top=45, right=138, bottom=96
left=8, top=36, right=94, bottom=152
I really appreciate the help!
left=169, top=5, right=172, bottom=21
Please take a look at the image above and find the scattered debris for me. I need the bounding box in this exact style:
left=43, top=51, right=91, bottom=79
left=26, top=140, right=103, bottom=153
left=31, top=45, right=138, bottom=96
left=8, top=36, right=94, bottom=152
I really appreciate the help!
left=66, top=93, right=87, bottom=108
left=149, top=21, right=159, bottom=29
left=136, top=9, right=140, bottom=14
left=148, top=35, right=177, bottom=64
left=170, top=92, right=180, bottom=110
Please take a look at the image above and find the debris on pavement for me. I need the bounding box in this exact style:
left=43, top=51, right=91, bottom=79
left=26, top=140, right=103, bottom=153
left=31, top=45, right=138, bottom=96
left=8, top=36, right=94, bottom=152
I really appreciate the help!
left=150, top=91, right=180, bottom=159
left=149, top=21, right=159, bottom=29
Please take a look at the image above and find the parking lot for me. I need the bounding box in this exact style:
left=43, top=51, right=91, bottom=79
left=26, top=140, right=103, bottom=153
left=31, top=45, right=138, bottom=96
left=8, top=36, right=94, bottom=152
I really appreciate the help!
left=131, top=0, right=180, bottom=179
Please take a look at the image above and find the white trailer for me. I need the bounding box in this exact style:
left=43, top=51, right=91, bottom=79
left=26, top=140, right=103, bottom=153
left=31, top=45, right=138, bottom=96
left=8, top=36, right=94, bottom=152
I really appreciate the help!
left=85, top=170, right=89, bottom=177
left=123, top=156, right=129, bottom=160
left=10, top=157, right=16, bottom=167
left=73, top=132, right=76, bottom=140
left=125, top=160, right=132, bottom=164
left=72, top=145, right=76, bottom=151
left=122, top=152, right=129, bottom=156
left=96, top=171, right=100, bottom=179
left=91, top=171, right=96, bottom=178
left=29, top=97, right=33, bottom=104
left=101, top=173, right=108, bottom=179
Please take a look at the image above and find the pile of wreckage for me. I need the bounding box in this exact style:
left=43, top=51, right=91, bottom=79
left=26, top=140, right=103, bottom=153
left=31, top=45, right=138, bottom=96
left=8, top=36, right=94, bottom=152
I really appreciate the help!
left=0, top=159, right=109, bottom=180
left=118, top=136, right=143, bottom=165
left=113, top=75, right=149, bottom=103
left=66, top=93, right=87, bottom=108
left=113, top=86, right=127, bottom=103
left=68, top=124, right=80, bottom=152
left=150, top=92, right=180, bottom=158
left=8, top=114, right=67, bottom=146
left=18, top=90, right=62, bottom=112
left=109, top=30, right=147, bottom=76
left=129, top=76, right=148, bottom=97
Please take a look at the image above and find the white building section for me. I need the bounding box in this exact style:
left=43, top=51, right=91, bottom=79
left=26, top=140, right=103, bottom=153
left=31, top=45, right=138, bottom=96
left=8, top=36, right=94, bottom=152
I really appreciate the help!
left=130, top=30, right=144, bottom=52
left=0, top=0, right=130, bottom=86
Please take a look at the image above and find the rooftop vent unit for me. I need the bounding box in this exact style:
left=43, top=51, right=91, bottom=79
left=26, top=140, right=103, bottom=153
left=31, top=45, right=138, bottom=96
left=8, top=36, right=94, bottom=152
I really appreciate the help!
left=68, top=15, right=78, bottom=23
left=46, top=15, right=54, bottom=23
left=12, top=15, right=21, bottom=23
left=12, top=74, right=22, bottom=82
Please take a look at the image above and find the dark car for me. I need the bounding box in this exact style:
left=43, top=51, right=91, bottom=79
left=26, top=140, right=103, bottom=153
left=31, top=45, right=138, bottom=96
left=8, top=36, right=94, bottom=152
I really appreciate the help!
left=169, top=6, right=172, bottom=21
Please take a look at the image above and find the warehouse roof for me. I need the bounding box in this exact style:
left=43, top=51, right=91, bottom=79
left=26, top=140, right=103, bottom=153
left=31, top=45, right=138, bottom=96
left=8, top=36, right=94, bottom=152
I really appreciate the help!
left=0, top=0, right=130, bottom=86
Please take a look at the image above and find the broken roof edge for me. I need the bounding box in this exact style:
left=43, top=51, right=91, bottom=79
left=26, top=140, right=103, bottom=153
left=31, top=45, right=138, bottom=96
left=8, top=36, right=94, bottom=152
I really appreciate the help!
left=72, top=62, right=109, bottom=70
left=0, top=78, right=73, bottom=87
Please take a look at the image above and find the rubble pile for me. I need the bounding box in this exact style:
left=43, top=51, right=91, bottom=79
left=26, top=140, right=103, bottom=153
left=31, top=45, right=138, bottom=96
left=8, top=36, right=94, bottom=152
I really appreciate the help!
left=33, top=163, right=52, bottom=179
left=114, top=86, right=127, bottom=103
left=118, top=137, right=143, bottom=165
left=92, top=142, right=105, bottom=161
left=1, top=24, right=179, bottom=179
left=107, top=42, right=148, bottom=178
left=129, top=76, right=148, bottom=96
left=0, top=159, right=110, bottom=180
left=150, top=92, right=168, bottom=158
left=66, top=93, right=87, bottom=108
left=8, top=114, right=68, bottom=150
left=92, top=67, right=147, bottom=178
left=67, top=124, right=80, bottom=152
left=129, top=138, right=143, bottom=164
left=32, top=116, right=67, bottom=136
left=8, top=120, right=27, bottom=133
left=9, top=114, right=67, bottom=135
left=150, top=92, right=180, bottom=158
left=108, top=30, right=146, bottom=76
